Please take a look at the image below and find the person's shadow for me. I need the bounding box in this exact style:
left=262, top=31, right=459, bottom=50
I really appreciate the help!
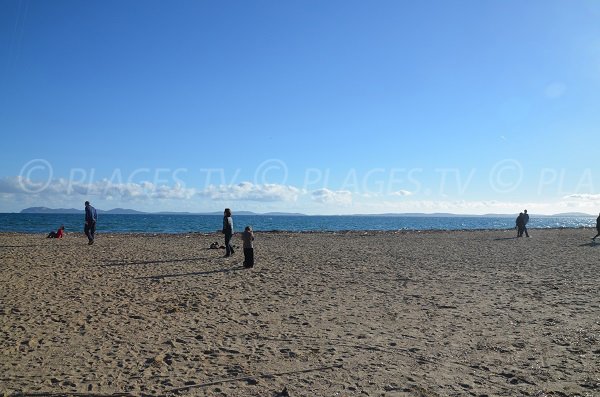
left=578, top=242, right=599, bottom=247
left=135, top=265, right=246, bottom=280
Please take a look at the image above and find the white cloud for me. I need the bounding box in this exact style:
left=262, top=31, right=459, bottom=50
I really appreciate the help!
left=0, top=177, right=302, bottom=206
left=0, top=176, right=197, bottom=201
left=199, top=182, right=301, bottom=202
left=311, top=189, right=352, bottom=205
left=0, top=177, right=25, bottom=194
left=349, top=199, right=543, bottom=215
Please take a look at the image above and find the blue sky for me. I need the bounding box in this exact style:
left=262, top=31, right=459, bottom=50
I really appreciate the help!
left=1, top=0, right=600, bottom=214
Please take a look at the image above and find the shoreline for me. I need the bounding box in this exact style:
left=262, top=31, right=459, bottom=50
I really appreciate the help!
left=1, top=225, right=596, bottom=237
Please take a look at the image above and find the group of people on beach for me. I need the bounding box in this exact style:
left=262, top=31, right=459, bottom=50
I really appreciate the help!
left=75, top=202, right=256, bottom=267
left=222, top=207, right=255, bottom=268
left=513, top=209, right=600, bottom=241
left=515, top=209, right=530, bottom=237
left=45, top=200, right=97, bottom=244
left=50, top=201, right=600, bottom=261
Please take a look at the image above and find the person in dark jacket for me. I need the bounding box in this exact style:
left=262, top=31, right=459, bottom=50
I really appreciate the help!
left=522, top=209, right=530, bottom=237
left=222, top=208, right=234, bottom=257
left=592, top=213, right=600, bottom=241
left=516, top=212, right=525, bottom=237
left=84, top=201, right=97, bottom=245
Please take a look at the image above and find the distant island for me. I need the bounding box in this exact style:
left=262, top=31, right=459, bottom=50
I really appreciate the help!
left=18, top=207, right=594, bottom=217
left=367, top=212, right=594, bottom=218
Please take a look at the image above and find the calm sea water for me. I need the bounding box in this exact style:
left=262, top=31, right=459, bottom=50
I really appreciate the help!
left=0, top=213, right=595, bottom=234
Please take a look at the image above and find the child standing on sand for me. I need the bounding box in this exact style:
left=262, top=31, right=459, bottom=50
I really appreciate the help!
left=241, top=226, right=255, bottom=268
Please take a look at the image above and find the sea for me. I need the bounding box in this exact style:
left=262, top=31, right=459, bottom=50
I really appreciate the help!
left=0, top=213, right=595, bottom=234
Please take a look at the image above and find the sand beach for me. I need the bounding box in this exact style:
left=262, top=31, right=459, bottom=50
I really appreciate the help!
left=1, top=229, right=598, bottom=396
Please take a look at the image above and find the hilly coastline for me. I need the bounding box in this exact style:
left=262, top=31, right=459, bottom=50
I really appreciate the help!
left=18, top=207, right=594, bottom=217
left=18, top=207, right=307, bottom=216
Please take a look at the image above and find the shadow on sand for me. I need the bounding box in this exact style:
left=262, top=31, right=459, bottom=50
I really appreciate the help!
left=493, top=237, right=520, bottom=241
left=578, top=242, right=599, bottom=247
left=103, top=257, right=213, bottom=267
left=135, top=265, right=246, bottom=280
left=0, top=245, right=49, bottom=248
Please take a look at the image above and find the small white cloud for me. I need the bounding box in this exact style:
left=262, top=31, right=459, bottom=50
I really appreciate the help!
left=311, top=189, right=352, bottom=205
left=563, top=193, right=600, bottom=202
left=360, top=192, right=381, bottom=199
left=390, top=190, right=413, bottom=197
left=153, top=183, right=196, bottom=200
left=545, top=82, right=567, bottom=99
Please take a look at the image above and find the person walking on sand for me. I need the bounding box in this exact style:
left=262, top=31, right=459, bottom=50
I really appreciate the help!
left=592, top=213, right=600, bottom=241
left=241, top=225, right=255, bottom=268
left=222, top=208, right=234, bottom=257
left=522, top=209, right=530, bottom=237
left=516, top=212, right=525, bottom=237
left=84, top=201, right=97, bottom=245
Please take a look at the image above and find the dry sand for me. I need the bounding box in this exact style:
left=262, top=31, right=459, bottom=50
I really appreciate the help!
left=0, top=229, right=598, bottom=396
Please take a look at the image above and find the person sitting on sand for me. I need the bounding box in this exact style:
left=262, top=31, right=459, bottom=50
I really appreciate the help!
left=592, top=213, right=600, bottom=241
left=47, top=225, right=65, bottom=239
left=241, top=225, right=255, bottom=268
